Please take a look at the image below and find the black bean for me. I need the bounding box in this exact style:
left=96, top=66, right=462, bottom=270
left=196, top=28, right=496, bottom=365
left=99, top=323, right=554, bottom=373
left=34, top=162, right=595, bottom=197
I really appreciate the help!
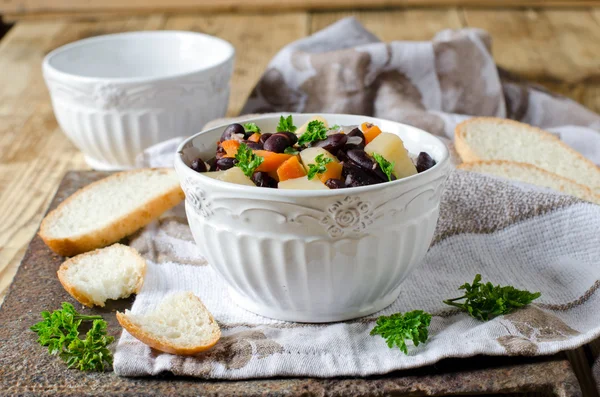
left=244, top=141, right=263, bottom=151
left=277, top=131, right=298, bottom=145
left=207, top=157, right=217, bottom=171
left=342, top=162, right=385, bottom=187
left=311, top=133, right=348, bottom=155
left=346, top=149, right=388, bottom=182
left=325, top=178, right=346, bottom=189
left=215, top=157, right=236, bottom=171
left=263, top=134, right=292, bottom=153
left=259, top=133, right=273, bottom=145
left=251, top=171, right=278, bottom=188
left=416, top=152, right=436, bottom=173
left=190, top=158, right=208, bottom=173
left=346, top=128, right=366, bottom=149
left=220, top=123, right=245, bottom=142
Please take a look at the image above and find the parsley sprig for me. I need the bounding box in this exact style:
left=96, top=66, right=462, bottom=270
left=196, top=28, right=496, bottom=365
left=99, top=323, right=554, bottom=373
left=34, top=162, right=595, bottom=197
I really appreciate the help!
left=30, top=302, right=114, bottom=371
left=370, top=310, right=432, bottom=354
left=235, top=143, right=264, bottom=177
left=307, top=154, right=333, bottom=180
left=284, top=146, right=299, bottom=155
left=443, top=274, right=541, bottom=321
left=373, top=153, right=395, bottom=181
left=243, top=122, right=261, bottom=134
left=298, top=120, right=328, bottom=146
left=277, top=115, right=297, bottom=133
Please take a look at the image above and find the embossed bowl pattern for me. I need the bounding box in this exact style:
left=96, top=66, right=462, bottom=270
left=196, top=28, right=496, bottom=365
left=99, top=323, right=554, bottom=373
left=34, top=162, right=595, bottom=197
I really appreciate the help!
left=43, top=31, right=235, bottom=170
left=175, top=114, right=451, bottom=322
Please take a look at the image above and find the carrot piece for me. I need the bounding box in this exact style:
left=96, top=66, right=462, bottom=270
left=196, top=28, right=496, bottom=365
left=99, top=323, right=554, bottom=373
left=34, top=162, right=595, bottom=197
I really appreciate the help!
left=277, top=156, right=307, bottom=182
left=221, top=140, right=241, bottom=157
left=254, top=150, right=293, bottom=172
left=361, top=122, right=382, bottom=144
left=318, top=162, right=343, bottom=183
left=248, top=133, right=261, bottom=143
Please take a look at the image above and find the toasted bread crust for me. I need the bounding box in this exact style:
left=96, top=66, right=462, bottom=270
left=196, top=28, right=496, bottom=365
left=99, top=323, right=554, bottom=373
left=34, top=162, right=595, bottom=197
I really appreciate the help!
left=457, top=160, right=600, bottom=204
left=454, top=118, right=600, bottom=181
left=116, top=295, right=221, bottom=356
left=57, top=244, right=147, bottom=307
left=39, top=168, right=185, bottom=257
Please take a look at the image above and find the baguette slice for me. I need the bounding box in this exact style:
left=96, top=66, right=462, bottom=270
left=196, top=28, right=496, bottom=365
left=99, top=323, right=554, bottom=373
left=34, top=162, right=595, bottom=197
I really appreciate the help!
left=40, top=168, right=185, bottom=257
left=455, top=118, right=600, bottom=194
left=57, top=244, right=146, bottom=307
left=117, top=291, right=221, bottom=355
left=458, top=160, right=600, bottom=204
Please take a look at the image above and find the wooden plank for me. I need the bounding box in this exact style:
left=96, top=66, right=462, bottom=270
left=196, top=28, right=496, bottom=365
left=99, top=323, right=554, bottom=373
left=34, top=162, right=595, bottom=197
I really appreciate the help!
left=310, top=8, right=464, bottom=40
left=164, top=13, right=309, bottom=116
left=3, top=0, right=600, bottom=20
left=0, top=15, right=167, bottom=305
left=462, top=8, right=600, bottom=83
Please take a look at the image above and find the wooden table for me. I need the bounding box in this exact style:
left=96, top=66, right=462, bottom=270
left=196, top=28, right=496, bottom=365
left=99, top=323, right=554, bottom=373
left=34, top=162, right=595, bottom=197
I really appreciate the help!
left=1, top=6, right=599, bottom=394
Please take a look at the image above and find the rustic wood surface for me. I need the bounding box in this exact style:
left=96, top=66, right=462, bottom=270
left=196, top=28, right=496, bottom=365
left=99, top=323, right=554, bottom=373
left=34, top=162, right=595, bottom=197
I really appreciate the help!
left=0, top=7, right=599, bottom=394
left=3, top=0, right=600, bottom=21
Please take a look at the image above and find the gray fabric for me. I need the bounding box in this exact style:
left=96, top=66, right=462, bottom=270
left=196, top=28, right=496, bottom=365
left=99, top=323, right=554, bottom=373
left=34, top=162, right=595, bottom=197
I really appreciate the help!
left=117, top=18, right=600, bottom=387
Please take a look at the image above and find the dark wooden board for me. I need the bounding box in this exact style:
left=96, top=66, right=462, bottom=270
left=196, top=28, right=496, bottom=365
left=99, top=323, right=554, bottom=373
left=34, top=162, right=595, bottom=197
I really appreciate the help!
left=0, top=171, right=584, bottom=396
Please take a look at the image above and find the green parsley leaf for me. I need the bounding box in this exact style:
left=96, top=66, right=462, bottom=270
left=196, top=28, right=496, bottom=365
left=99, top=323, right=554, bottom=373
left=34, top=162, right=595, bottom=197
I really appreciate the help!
left=306, top=154, right=333, bottom=180
left=370, top=310, right=432, bottom=354
left=276, top=115, right=297, bottom=133
left=330, top=124, right=341, bottom=130
left=61, top=320, right=114, bottom=371
left=443, top=274, right=541, bottom=321
left=243, top=122, right=261, bottom=134
left=372, top=153, right=395, bottom=181
left=297, top=120, right=328, bottom=146
left=235, top=143, right=264, bottom=177
left=30, top=302, right=112, bottom=371
left=284, top=146, right=299, bottom=155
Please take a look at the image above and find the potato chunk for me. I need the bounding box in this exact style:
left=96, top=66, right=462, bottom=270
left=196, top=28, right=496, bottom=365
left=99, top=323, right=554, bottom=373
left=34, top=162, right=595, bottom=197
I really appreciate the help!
left=364, top=133, right=417, bottom=179
left=278, top=176, right=329, bottom=190
left=295, top=116, right=329, bottom=136
left=299, top=147, right=338, bottom=172
left=214, top=167, right=255, bottom=186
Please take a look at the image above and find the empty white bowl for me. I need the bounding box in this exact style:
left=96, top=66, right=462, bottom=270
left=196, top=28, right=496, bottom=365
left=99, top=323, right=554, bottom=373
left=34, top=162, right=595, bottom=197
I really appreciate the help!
left=43, top=31, right=235, bottom=170
left=175, top=114, right=451, bottom=323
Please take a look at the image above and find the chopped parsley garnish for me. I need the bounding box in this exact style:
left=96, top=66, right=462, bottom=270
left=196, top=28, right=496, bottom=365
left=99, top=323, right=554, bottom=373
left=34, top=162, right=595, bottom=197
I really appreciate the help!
left=298, top=120, right=328, bottom=146
left=243, top=122, right=261, bottom=134
left=330, top=124, right=341, bottom=130
left=235, top=143, right=264, bottom=177
left=30, top=302, right=113, bottom=371
left=373, top=153, right=395, bottom=181
left=306, top=154, right=333, bottom=180
left=443, top=274, right=541, bottom=321
left=370, top=310, right=432, bottom=354
left=276, top=115, right=297, bottom=133
left=284, top=146, right=299, bottom=155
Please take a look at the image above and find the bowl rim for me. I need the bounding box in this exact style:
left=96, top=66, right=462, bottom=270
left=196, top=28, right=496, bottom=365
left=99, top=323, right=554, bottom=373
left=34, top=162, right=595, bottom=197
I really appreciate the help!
left=42, top=30, right=235, bottom=84
left=175, top=113, right=451, bottom=197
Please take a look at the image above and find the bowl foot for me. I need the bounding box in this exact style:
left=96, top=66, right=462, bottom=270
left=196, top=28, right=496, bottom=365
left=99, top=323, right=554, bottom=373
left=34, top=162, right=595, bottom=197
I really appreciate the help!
left=228, top=287, right=400, bottom=323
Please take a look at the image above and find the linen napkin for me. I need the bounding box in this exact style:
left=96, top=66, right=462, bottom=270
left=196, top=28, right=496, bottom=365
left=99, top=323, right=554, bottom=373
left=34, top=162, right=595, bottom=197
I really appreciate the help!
left=115, top=18, right=600, bottom=380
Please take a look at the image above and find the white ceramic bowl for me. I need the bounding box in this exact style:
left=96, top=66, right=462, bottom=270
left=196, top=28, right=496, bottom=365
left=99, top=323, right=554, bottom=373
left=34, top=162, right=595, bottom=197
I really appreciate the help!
left=175, top=114, right=451, bottom=322
left=43, top=31, right=235, bottom=170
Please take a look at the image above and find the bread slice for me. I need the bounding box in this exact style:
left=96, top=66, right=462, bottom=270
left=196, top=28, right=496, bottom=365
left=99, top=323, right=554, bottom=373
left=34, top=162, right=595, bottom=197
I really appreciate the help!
left=455, top=118, right=600, bottom=194
left=57, top=244, right=146, bottom=307
left=458, top=160, right=600, bottom=204
left=40, top=168, right=185, bottom=257
left=116, top=291, right=221, bottom=355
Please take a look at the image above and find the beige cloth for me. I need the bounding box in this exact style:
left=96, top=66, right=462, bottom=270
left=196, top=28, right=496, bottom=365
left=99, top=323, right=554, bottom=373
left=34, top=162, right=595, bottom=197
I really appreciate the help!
left=116, top=19, right=600, bottom=386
